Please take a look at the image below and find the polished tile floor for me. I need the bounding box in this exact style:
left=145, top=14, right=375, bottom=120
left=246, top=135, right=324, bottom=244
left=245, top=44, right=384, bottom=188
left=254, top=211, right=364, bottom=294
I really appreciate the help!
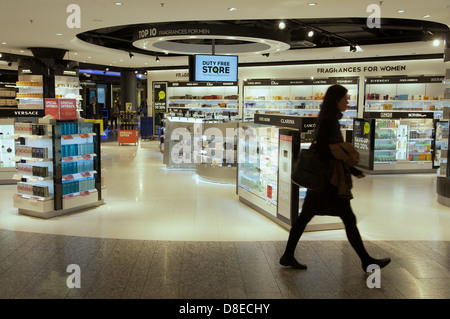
left=0, top=137, right=449, bottom=299
left=0, top=230, right=449, bottom=299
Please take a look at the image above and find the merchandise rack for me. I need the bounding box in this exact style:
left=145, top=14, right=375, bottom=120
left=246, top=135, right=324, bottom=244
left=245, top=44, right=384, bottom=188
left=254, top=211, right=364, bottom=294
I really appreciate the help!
left=436, top=70, right=450, bottom=206
left=0, top=118, right=16, bottom=184
left=166, top=81, right=240, bottom=121
left=12, top=118, right=104, bottom=218
left=364, top=76, right=448, bottom=119
left=243, top=77, right=359, bottom=129
left=118, top=110, right=139, bottom=145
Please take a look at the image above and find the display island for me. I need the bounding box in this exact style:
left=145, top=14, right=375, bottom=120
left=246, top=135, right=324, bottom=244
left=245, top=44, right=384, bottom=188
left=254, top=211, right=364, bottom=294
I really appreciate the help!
left=12, top=118, right=105, bottom=218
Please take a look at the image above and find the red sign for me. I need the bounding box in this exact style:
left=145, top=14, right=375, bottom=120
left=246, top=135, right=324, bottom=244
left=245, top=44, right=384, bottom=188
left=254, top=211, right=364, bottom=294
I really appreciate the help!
left=119, top=130, right=139, bottom=144
left=45, top=98, right=77, bottom=120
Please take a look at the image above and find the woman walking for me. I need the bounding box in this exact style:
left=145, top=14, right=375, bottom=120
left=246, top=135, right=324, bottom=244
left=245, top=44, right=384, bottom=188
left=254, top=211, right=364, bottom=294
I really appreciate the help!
left=280, top=84, right=391, bottom=272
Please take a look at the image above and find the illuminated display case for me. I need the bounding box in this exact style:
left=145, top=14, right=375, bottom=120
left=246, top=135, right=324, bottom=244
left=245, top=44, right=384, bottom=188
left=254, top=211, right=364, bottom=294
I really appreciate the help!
left=364, top=76, right=448, bottom=119
left=167, top=81, right=239, bottom=121
left=237, top=114, right=343, bottom=231
left=0, top=118, right=16, bottom=184
left=242, top=77, right=359, bottom=130
left=353, top=112, right=436, bottom=173
left=12, top=119, right=105, bottom=218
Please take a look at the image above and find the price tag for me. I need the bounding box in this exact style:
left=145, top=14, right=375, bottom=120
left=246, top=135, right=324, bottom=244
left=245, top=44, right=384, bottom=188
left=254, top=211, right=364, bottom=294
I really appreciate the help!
left=11, top=134, right=19, bottom=140
left=29, top=197, right=39, bottom=202
left=81, top=172, right=91, bottom=178
left=80, top=134, right=89, bottom=138
left=12, top=156, right=21, bottom=162
left=13, top=194, right=22, bottom=200
left=64, top=194, right=75, bottom=200
left=80, top=190, right=90, bottom=197
left=65, top=156, right=74, bottom=162
left=28, top=135, right=38, bottom=141
left=63, top=135, right=74, bottom=140
left=28, top=177, right=38, bottom=183
left=63, top=175, right=74, bottom=181
left=82, top=154, right=92, bottom=160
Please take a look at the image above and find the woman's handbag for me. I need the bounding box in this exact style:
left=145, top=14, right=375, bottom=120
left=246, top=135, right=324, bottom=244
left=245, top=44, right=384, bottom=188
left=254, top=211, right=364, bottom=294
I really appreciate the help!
left=291, top=141, right=331, bottom=193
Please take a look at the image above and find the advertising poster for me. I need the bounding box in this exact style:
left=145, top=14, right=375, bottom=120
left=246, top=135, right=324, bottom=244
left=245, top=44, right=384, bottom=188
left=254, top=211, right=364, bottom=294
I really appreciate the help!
left=353, top=119, right=372, bottom=169
left=153, top=82, right=167, bottom=133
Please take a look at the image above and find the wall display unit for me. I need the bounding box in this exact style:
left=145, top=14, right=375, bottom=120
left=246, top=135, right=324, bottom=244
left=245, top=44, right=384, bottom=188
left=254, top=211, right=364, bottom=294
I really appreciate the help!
left=243, top=77, right=359, bottom=128
left=237, top=113, right=343, bottom=231
left=118, top=110, right=139, bottom=145
left=15, top=75, right=44, bottom=110
left=167, top=81, right=239, bottom=121
left=55, top=75, right=82, bottom=115
left=12, top=119, right=104, bottom=218
left=354, top=112, right=436, bottom=174
left=364, top=76, right=448, bottom=119
left=0, top=118, right=16, bottom=184
left=0, top=87, right=18, bottom=109
left=436, top=70, right=450, bottom=207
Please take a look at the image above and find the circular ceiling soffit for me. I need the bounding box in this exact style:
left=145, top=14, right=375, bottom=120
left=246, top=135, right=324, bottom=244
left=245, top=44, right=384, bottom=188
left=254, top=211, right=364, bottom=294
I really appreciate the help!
left=132, top=23, right=291, bottom=55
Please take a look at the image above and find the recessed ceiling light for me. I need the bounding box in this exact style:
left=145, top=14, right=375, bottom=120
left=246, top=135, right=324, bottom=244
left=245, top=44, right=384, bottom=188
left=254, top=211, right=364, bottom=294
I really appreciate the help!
left=278, top=21, right=286, bottom=30
left=422, top=14, right=431, bottom=18
left=308, top=2, right=317, bottom=5
left=1, top=42, right=6, bottom=45
left=228, top=7, right=237, bottom=11
left=397, top=10, right=405, bottom=13
left=0, top=53, right=2, bottom=58
left=308, top=30, right=314, bottom=37
left=20, top=50, right=24, bottom=53
left=433, top=39, right=441, bottom=46
left=114, top=2, right=122, bottom=5
left=73, top=52, right=78, bottom=55
left=54, top=33, right=63, bottom=36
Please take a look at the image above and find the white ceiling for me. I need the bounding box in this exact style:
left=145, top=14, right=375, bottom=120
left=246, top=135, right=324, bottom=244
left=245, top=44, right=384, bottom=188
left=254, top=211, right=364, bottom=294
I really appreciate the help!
left=0, top=0, right=449, bottom=70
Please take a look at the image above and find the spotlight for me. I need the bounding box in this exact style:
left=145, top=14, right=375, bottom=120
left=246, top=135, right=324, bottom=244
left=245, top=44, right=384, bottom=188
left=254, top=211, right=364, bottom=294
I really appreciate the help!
left=0, top=53, right=2, bottom=58
left=129, top=52, right=134, bottom=59
left=433, top=39, right=441, bottom=46
left=278, top=21, right=286, bottom=30
left=349, top=43, right=357, bottom=52
left=156, top=56, right=160, bottom=62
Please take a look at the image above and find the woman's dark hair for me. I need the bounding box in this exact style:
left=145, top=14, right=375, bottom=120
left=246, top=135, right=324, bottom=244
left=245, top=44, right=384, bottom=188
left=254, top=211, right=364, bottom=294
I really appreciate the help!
left=317, top=84, right=348, bottom=122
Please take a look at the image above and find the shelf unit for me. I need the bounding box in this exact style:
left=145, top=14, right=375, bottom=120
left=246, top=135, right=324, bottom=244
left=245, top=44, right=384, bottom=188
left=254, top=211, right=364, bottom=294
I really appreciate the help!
left=0, top=118, right=16, bottom=183
left=364, top=76, right=449, bottom=119
left=118, top=110, right=139, bottom=145
left=15, top=76, right=44, bottom=110
left=243, top=77, right=359, bottom=128
left=353, top=113, right=436, bottom=174
left=0, top=87, right=17, bottom=109
left=237, top=114, right=343, bottom=231
left=167, top=81, right=239, bottom=121
left=55, top=75, right=82, bottom=115
left=12, top=119, right=104, bottom=218
left=436, top=69, right=450, bottom=207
